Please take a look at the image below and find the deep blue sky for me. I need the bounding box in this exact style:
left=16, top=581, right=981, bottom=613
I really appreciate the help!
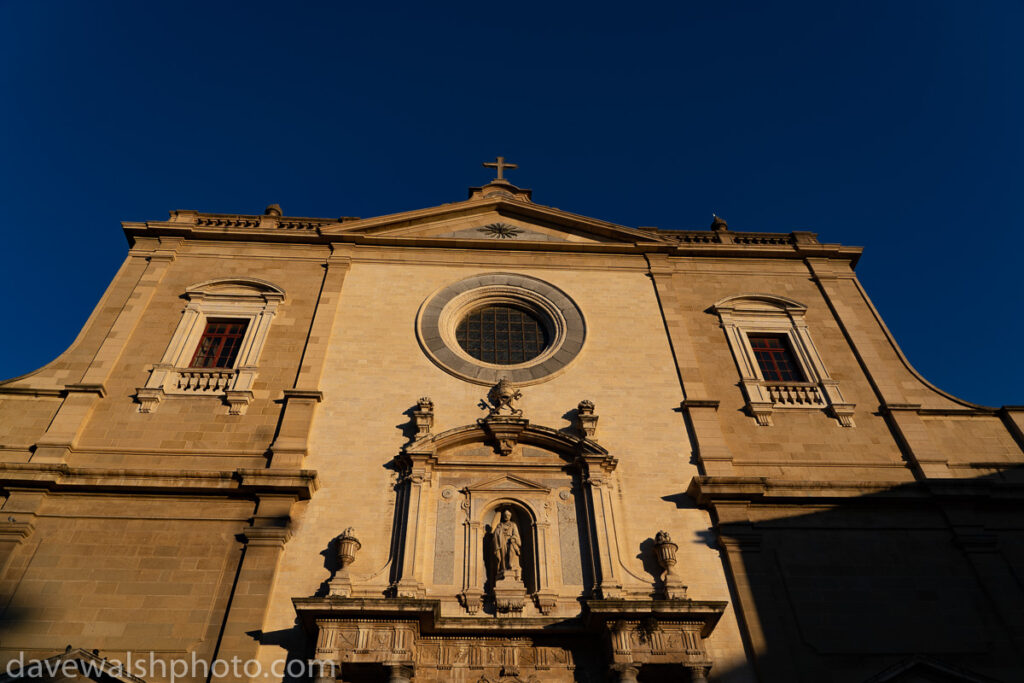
left=1, top=1, right=1021, bottom=406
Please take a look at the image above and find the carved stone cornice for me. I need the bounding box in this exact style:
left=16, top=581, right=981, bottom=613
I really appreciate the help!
left=281, top=388, right=324, bottom=402
left=64, top=382, right=107, bottom=398
left=293, top=596, right=727, bottom=639
left=680, top=399, right=720, bottom=410
left=403, top=422, right=610, bottom=461
left=122, top=201, right=863, bottom=266
left=0, top=521, right=35, bottom=544
left=686, top=475, right=1024, bottom=507
left=242, top=526, right=292, bottom=548
left=0, top=463, right=319, bottom=500
left=584, top=598, right=727, bottom=639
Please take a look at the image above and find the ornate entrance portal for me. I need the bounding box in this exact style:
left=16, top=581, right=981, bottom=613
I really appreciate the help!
left=293, top=381, right=725, bottom=681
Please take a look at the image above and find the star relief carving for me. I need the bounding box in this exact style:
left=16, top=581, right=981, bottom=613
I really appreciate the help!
left=477, top=222, right=523, bottom=239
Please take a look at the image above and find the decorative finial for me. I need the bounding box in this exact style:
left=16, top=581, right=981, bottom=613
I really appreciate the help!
left=483, top=156, right=518, bottom=182
left=710, top=214, right=728, bottom=231
left=653, top=529, right=687, bottom=599
left=413, top=397, right=434, bottom=437
left=264, top=203, right=282, bottom=216
left=328, top=527, right=361, bottom=597
left=337, top=527, right=360, bottom=569
left=577, top=400, right=598, bottom=439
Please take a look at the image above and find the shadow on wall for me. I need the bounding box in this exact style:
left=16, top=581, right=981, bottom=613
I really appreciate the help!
left=698, top=465, right=1024, bottom=683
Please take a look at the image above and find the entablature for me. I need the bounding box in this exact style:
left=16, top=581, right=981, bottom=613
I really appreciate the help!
left=120, top=200, right=862, bottom=265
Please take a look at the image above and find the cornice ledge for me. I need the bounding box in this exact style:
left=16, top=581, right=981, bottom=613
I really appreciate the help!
left=680, top=399, right=720, bottom=410
left=293, top=596, right=441, bottom=634
left=281, top=388, right=324, bottom=402
left=686, top=477, right=769, bottom=505
left=584, top=598, right=728, bottom=638
left=879, top=402, right=923, bottom=413
left=235, top=468, right=320, bottom=499
left=242, top=526, right=292, bottom=547
left=917, top=407, right=1000, bottom=417
left=0, top=520, right=35, bottom=542
left=337, top=234, right=664, bottom=254
left=0, top=386, right=65, bottom=398
left=668, top=242, right=862, bottom=265
left=880, top=403, right=999, bottom=417
left=64, top=383, right=107, bottom=398
left=688, top=475, right=1024, bottom=504
left=687, top=475, right=920, bottom=505
left=0, top=463, right=319, bottom=499
left=923, top=479, right=1024, bottom=501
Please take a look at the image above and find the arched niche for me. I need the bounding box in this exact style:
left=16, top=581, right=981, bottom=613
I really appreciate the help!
left=481, top=499, right=537, bottom=595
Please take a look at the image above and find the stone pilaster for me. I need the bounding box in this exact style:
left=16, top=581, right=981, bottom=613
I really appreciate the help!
left=584, top=473, right=624, bottom=598
left=952, top=526, right=1024, bottom=649
left=268, top=249, right=351, bottom=468
left=394, top=468, right=429, bottom=598
left=999, top=406, right=1024, bottom=452
left=713, top=507, right=799, bottom=682
left=645, top=254, right=736, bottom=475
left=211, top=494, right=296, bottom=682
left=806, top=258, right=950, bottom=477
left=31, top=383, right=106, bottom=462
left=33, top=243, right=178, bottom=462
left=880, top=403, right=951, bottom=478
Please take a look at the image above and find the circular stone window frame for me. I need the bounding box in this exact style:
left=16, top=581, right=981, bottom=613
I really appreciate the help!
left=417, top=273, right=586, bottom=386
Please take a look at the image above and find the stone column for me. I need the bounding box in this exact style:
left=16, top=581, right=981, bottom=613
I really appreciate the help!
left=387, top=665, right=413, bottom=683
left=687, top=664, right=711, bottom=682
left=310, top=660, right=338, bottom=683
left=612, top=664, right=640, bottom=682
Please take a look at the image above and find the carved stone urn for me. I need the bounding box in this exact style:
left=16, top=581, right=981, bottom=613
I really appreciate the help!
left=653, top=530, right=687, bottom=599
left=337, top=527, right=361, bottom=569
left=329, top=527, right=361, bottom=597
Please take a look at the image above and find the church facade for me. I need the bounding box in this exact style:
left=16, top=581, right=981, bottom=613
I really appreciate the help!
left=1, top=167, right=1022, bottom=683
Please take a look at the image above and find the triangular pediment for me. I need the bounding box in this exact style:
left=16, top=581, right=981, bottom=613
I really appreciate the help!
left=464, top=474, right=551, bottom=494
left=322, top=194, right=667, bottom=245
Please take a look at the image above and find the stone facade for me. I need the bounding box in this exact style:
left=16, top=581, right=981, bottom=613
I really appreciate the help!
left=1, top=177, right=1022, bottom=682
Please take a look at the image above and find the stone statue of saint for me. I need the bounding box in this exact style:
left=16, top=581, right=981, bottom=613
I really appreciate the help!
left=493, top=509, right=522, bottom=581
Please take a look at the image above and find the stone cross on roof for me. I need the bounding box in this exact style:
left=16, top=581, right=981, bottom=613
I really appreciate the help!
left=483, top=156, right=518, bottom=182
